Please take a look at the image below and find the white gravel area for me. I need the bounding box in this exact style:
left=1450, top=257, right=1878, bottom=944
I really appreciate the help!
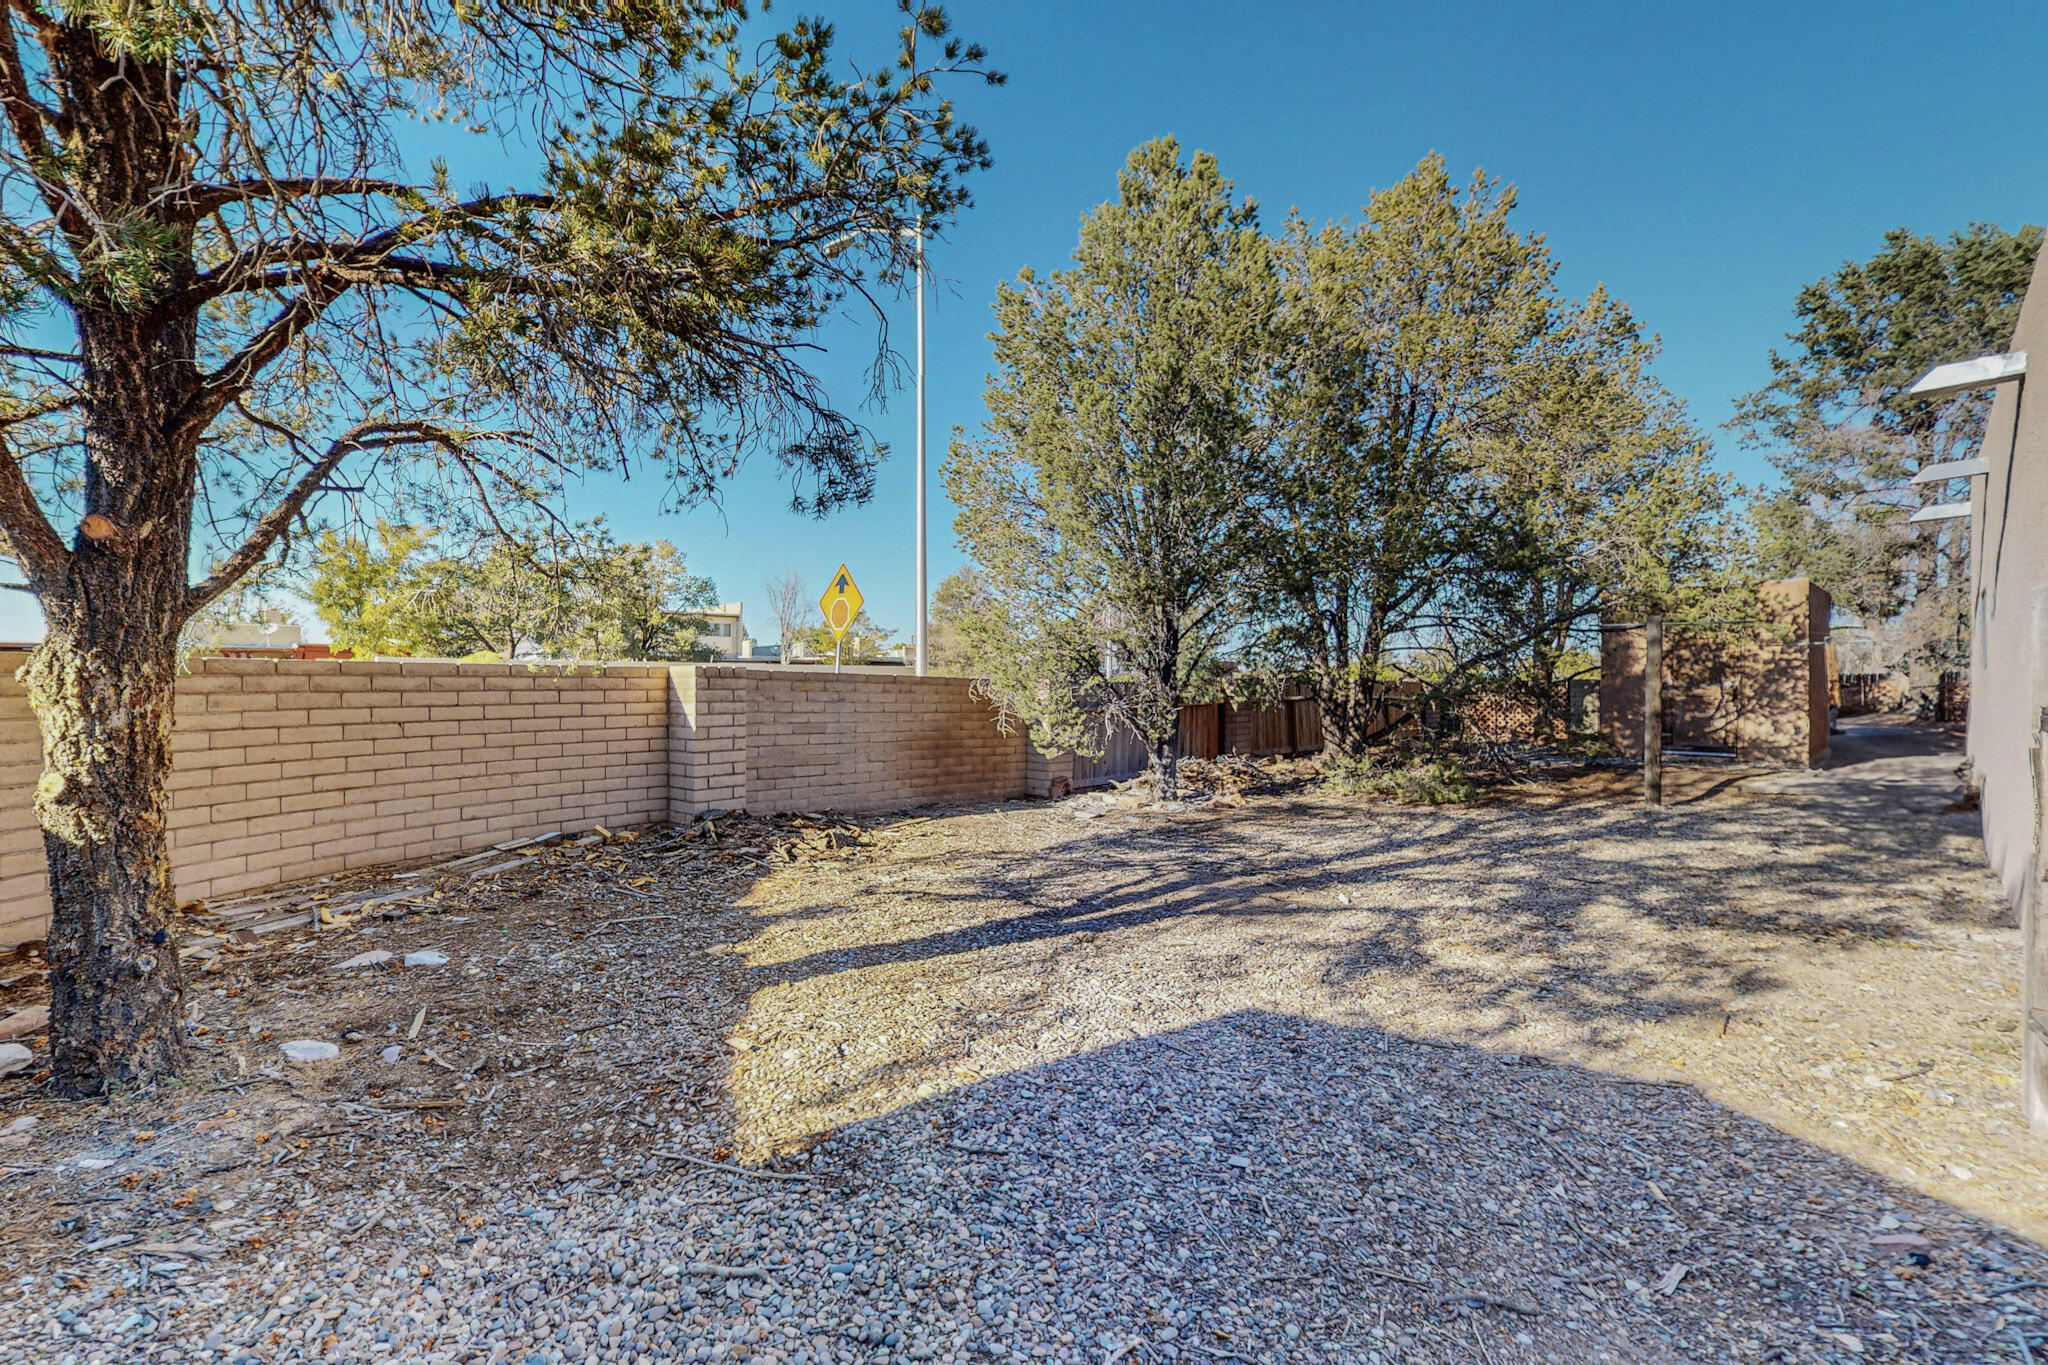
left=3, top=719, right=2046, bottom=1364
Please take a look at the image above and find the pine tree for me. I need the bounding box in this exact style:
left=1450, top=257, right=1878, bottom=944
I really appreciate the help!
left=0, top=0, right=996, bottom=1089
left=1734, top=223, right=2041, bottom=683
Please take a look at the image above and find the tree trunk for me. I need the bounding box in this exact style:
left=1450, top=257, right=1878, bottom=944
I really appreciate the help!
left=1312, top=586, right=1374, bottom=762
left=1149, top=724, right=1180, bottom=799
left=1529, top=577, right=1560, bottom=741
left=25, top=601, right=190, bottom=1094
left=1315, top=659, right=1373, bottom=761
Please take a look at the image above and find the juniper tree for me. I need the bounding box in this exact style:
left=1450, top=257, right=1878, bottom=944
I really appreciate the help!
left=1734, top=223, right=2041, bottom=681
left=0, top=0, right=996, bottom=1090
left=1247, top=157, right=1731, bottom=753
left=1457, top=296, right=1734, bottom=726
left=944, top=138, right=1271, bottom=793
left=1246, top=159, right=1548, bottom=755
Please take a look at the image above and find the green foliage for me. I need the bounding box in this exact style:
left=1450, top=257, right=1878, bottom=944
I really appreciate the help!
left=1320, top=753, right=1479, bottom=805
left=0, top=0, right=1002, bottom=595
left=1244, top=155, right=1735, bottom=752
left=946, top=144, right=1741, bottom=772
left=927, top=566, right=991, bottom=676
left=944, top=138, right=1272, bottom=786
left=1733, top=222, right=2041, bottom=679
left=308, top=520, right=717, bottom=660
left=580, top=541, right=723, bottom=661
left=799, top=609, right=896, bottom=665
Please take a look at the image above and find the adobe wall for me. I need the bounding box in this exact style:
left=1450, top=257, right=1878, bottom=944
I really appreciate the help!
left=1598, top=580, right=1831, bottom=766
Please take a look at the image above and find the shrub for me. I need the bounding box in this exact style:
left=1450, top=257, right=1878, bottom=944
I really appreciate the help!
left=1319, top=753, right=1478, bottom=804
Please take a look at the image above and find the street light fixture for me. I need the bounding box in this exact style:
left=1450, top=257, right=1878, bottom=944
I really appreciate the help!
left=826, top=221, right=929, bottom=677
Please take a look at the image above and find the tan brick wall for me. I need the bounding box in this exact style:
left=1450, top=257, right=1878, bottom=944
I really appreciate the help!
left=165, top=657, right=673, bottom=904
left=1024, top=744, right=1074, bottom=799
left=667, top=665, right=750, bottom=814
left=0, top=661, right=45, bottom=948
left=0, top=656, right=1031, bottom=944
left=669, top=665, right=1028, bottom=816
left=0, top=653, right=672, bottom=944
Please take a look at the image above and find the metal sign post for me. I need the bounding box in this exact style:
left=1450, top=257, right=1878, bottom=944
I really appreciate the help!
left=1644, top=613, right=1664, bottom=808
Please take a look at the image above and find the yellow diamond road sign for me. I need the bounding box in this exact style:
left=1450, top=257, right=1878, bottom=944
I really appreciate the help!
left=819, top=564, right=863, bottom=640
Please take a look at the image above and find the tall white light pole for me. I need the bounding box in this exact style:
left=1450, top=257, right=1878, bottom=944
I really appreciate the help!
left=825, top=221, right=929, bottom=676
left=913, top=219, right=928, bottom=677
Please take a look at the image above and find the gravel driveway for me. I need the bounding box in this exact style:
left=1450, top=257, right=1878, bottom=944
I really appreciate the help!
left=2, top=718, right=2044, bottom=1364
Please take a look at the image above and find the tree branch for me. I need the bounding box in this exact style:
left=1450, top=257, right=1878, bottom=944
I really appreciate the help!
left=0, top=433, right=67, bottom=586
left=177, top=176, right=419, bottom=221
left=177, top=192, right=552, bottom=310
left=168, top=280, right=346, bottom=447
left=185, top=419, right=478, bottom=613
left=0, top=4, right=76, bottom=233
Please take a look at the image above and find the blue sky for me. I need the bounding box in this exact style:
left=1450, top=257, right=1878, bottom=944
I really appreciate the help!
left=8, top=0, right=2047, bottom=644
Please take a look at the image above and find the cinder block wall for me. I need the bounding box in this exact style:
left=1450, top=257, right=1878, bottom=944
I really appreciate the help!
left=164, top=657, right=673, bottom=905
left=0, top=656, right=1031, bottom=945
left=0, top=662, right=45, bottom=947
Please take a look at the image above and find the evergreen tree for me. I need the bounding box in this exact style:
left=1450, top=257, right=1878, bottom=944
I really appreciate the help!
left=1733, top=223, right=2041, bottom=682
left=0, top=0, right=996, bottom=1088
left=945, top=139, right=1274, bottom=794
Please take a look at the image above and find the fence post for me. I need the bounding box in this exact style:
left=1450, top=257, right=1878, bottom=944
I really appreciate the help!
left=1644, top=614, right=1664, bottom=808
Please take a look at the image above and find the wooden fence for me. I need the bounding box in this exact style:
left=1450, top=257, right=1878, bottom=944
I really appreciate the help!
left=1178, top=702, right=1222, bottom=760
left=1839, top=673, right=1903, bottom=715
left=1068, top=698, right=1322, bottom=789
left=1063, top=681, right=1587, bottom=791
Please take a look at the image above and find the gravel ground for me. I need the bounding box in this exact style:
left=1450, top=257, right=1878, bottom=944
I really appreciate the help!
left=1, top=717, right=2045, bottom=1363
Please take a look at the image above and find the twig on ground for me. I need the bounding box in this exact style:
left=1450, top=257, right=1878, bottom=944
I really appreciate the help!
left=1433, top=1292, right=1540, bottom=1317
left=686, top=1263, right=774, bottom=1280
left=339, top=1198, right=393, bottom=1245
left=655, top=1148, right=815, bottom=1182
left=593, top=915, right=679, bottom=930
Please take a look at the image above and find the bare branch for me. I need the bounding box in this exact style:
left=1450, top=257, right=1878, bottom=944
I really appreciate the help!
left=186, top=419, right=490, bottom=612
left=178, top=175, right=419, bottom=221
left=0, top=434, right=67, bottom=585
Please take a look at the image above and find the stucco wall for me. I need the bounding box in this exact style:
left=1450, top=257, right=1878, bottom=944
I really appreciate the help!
left=1599, top=579, right=1831, bottom=766
left=1965, top=238, right=2048, bottom=1124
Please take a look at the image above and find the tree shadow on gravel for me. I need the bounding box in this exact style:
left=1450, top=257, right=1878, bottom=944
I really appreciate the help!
left=719, top=729, right=2008, bottom=1162
left=817, top=1007, right=2047, bottom=1364
left=742, top=770, right=1991, bottom=1034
